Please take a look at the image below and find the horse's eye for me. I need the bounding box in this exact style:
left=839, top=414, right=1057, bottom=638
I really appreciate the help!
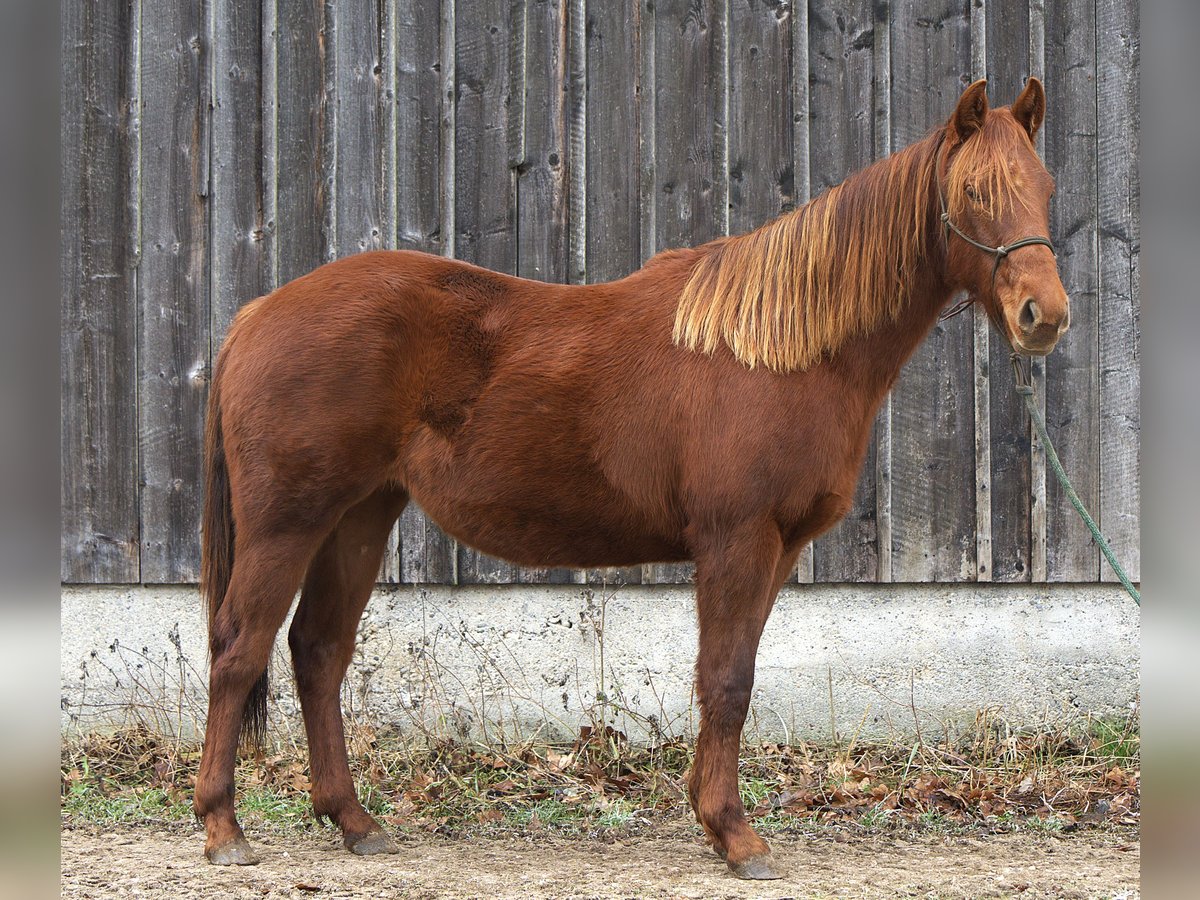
left=965, top=184, right=979, bottom=202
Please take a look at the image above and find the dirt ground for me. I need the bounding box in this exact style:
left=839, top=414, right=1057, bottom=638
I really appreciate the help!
left=61, top=824, right=1138, bottom=900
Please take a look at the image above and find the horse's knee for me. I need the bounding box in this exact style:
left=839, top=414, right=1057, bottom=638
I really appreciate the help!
left=696, top=669, right=754, bottom=730
left=208, top=640, right=268, bottom=691
left=287, top=625, right=348, bottom=690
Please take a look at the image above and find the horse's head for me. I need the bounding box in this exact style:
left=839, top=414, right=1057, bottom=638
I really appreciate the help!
left=941, top=78, right=1068, bottom=356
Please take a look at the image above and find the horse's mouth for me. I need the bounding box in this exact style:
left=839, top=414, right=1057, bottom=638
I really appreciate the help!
left=1011, top=336, right=1057, bottom=357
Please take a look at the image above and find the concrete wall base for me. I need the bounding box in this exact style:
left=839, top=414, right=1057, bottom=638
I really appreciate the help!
left=61, top=583, right=1139, bottom=744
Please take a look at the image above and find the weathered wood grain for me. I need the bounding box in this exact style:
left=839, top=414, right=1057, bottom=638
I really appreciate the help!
left=583, top=0, right=644, bottom=586
left=275, top=0, right=329, bottom=284
left=515, top=0, right=576, bottom=584
left=1044, top=0, right=1100, bottom=581
left=394, top=0, right=448, bottom=254
left=791, top=0, right=813, bottom=583
left=983, top=0, right=1033, bottom=582
left=807, top=0, right=879, bottom=583
left=872, top=0, right=894, bottom=582
left=642, top=0, right=728, bottom=585
left=1028, top=0, right=1048, bottom=582
left=210, top=0, right=266, bottom=347
left=392, top=0, right=459, bottom=584
left=137, top=0, right=210, bottom=583
left=61, top=0, right=141, bottom=582
left=58, top=0, right=1139, bottom=588
left=324, top=0, right=388, bottom=576
left=1096, top=0, right=1140, bottom=582
left=888, top=0, right=977, bottom=582
left=454, top=0, right=521, bottom=584
left=331, top=0, right=385, bottom=258
left=730, top=0, right=797, bottom=581
left=969, top=0, right=991, bottom=583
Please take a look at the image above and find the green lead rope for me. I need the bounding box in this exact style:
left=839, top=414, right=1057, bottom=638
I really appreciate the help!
left=1014, top=377, right=1141, bottom=606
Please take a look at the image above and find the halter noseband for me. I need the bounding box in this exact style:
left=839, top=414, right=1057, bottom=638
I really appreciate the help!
left=935, top=141, right=1055, bottom=322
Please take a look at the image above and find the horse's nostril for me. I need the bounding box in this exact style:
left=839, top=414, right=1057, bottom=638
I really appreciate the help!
left=1018, top=298, right=1039, bottom=334
left=1059, top=304, right=1071, bottom=333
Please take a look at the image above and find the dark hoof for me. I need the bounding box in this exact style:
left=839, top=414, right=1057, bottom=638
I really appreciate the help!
left=346, top=829, right=399, bottom=856
left=730, top=852, right=782, bottom=880
left=207, top=836, right=259, bottom=866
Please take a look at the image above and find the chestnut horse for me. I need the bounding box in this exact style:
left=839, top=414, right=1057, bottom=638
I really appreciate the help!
left=196, top=79, right=1067, bottom=878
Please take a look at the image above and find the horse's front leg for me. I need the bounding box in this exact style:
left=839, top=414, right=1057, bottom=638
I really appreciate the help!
left=688, top=521, right=798, bottom=880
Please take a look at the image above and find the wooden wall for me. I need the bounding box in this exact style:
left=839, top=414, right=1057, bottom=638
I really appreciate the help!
left=61, top=0, right=1140, bottom=585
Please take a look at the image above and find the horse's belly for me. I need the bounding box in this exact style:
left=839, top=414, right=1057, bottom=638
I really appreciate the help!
left=413, top=491, right=685, bottom=569
left=401, top=426, right=685, bottom=569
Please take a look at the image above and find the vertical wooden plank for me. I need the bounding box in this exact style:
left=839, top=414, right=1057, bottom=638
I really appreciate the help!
left=984, top=0, right=1034, bottom=582
left=275, top=0, right=330, bottom=284
left=1043, top=0, right=1099, bottom=581
left=517, top=0, right=567, bottom=283
left=873, top=0, right=893, bottom=583
left=1028, top=0, right=1048, bottom=581
left=210, top=0, right=266, bottom=346
left=888, top=0, right=976, bottom=582
left=583, top=0, right=643, bottom=586
left=968, top=0, right=991, bottom=583
left=455, top=0, right=521, bottom=584
left=727, top=1, right=791, bottom=243
left=790, top=2, right=814, bottom=583
left=566, top=0, right=587, bottom=585
left=806, top=1, right=879, bottom=583
left=566, top=0, right=586, bottom=289
left=262, top=1, right=280, bottom=291
left=399, top=508, right=457, bottom=584
left=638, top=0, right=657, bottom=268
left=392, top=0, right=459, bottom=584
left=330, top=0, right=385, bottom=258
left=138, top=0, right=210, bottom=583
left=326, top=0, right=386, bottom=577
left=640, top=0, right=726, bottom=586
left=380, top=0, right=402, bottom=584
left=1096, top=0, right=1140, bottom=582
left=515, top=0, right=576, bottom=584
left=728, top=0, right=804, bottom=583
left=651, top=0, right=726, bottom=257
left=61, top=0, right=140, bottom=582
left=394, top=0, right=447, bottom=254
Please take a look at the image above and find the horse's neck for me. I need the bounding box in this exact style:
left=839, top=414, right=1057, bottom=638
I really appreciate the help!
left=821, top=143, right=957, bottom=402
left=832, top=246, right=958, bottom=405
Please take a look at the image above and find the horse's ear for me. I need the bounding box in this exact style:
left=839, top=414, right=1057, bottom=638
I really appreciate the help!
left=1012, top=76, right=1046, bottom=140
left=951, top=79, right=989, bottom=142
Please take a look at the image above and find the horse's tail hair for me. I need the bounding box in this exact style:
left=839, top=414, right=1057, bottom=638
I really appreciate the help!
left=201, top=357, right=268, bottom=748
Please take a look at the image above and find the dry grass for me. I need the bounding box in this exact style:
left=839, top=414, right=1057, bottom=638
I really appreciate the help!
left=61, top=706, right=1139, bottom=840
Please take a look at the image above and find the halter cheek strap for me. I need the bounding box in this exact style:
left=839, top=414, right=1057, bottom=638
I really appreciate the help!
left=939, top=200, right=1056, bottom=284
left=934, top=141, right=1056, bottom=321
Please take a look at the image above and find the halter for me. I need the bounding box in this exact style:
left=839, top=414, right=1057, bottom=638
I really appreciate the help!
left=935, top=140, right=1055, bottom=322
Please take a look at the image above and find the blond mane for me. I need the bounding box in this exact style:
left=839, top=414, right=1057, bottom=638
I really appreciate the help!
left=671, top=135, right=939, bottom=373
left=672, top=118, right=1038, bottom=373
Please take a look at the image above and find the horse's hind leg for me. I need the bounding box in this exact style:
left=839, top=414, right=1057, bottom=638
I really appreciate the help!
left=688, top=522, right=796, bottom=880
left=288, top=488, right=408, bottom=854
left=196, top=530, right=321, bottom=865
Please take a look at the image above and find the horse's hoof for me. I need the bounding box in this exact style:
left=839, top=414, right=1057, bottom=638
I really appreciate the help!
left=346, top=829, right=399, bottom=856
left=207, top=836, right=259, bottom=866
left=730, top=852, right=782, bottom=880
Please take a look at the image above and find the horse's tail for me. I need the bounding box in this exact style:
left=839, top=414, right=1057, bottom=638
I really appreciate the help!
left=201, top=354, right=268, bottom=748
